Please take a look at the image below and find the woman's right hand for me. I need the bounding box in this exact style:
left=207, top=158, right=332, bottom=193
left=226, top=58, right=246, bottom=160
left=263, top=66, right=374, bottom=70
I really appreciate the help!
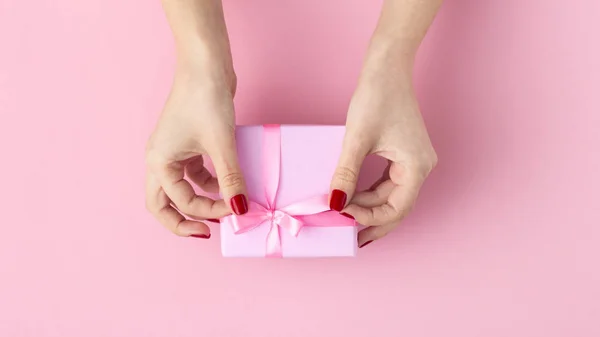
left=145, top=63, right=248, bottom=239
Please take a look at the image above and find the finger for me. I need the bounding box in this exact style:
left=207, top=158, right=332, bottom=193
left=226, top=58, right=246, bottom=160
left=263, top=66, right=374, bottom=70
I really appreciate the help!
left=344, top=163, right=423, bottom=226
left=357, top=222, right=397, bottom=248
left=152, top=160, right=231, bottom=219
left=329, top=132, right=371, bottom=212
left=145, top=172, right=211, bottom=237
left=341, top=164, right=392, bottom=217
left=184, top=213, right=220, bottom=223
left=207, top=129, right=249, bottom=215
left=350, top=179, right=395, bottom=208
left=186, top=156, right=220, bottom=193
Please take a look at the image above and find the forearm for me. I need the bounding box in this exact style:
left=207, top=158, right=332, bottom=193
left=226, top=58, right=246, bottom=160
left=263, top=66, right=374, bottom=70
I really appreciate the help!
left=161, top=0, right=234, bottom=81
left=363, top=0, right=443, bottom=80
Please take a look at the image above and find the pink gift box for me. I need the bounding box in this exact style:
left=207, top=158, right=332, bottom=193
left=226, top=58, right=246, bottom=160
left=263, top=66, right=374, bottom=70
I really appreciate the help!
left=220, top=125, right=358, bottom=257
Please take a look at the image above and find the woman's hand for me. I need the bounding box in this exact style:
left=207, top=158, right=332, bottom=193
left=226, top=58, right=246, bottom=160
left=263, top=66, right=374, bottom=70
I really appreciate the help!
left=146, top=0, right=248, bottom=238
left=145, top=64, right=248, bottom=239
left=329, top=0, right=442, bottom=248
left=329, top=53, right=438, bottom=248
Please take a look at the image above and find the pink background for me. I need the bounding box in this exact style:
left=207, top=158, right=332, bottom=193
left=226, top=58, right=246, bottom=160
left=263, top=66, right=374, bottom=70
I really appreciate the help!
left=1, top=0, right=599, bottom=336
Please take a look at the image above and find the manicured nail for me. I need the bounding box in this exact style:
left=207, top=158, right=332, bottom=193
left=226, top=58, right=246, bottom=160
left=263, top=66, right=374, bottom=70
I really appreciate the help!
left=230, top=194, right=249, bottom=215
left=341, top=212, right=354, bottom=220
left=359, top=240, right=373, bottom=248
left=190, top=234, right=211, bottom=239
left=206, top=218, right=220, bottom=223
left=329, top=189, right=347, bottom=212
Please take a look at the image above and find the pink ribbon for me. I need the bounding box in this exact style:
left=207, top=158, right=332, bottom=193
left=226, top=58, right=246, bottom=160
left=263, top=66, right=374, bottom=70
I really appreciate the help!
left=221, top=124, right=355, bottom=257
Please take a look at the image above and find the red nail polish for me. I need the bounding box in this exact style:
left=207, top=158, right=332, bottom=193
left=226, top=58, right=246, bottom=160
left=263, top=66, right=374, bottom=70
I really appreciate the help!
left=230, top=194, right=249, bottom=215
left=206, top=218, right=220, bottom=223
left=190, top=234, right=211, bottom=239
left=359, top=240, right=373, bottom=248
left=341, top=212, right=354, bottom=220
left=330, top=189, right=347, bottom=212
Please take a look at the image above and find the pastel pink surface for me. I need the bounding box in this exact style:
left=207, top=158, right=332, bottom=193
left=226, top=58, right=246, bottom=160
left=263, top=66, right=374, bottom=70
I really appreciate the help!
left=1, top=0, right=600, bottom=337
left=221, top=125, right=357, bottom=257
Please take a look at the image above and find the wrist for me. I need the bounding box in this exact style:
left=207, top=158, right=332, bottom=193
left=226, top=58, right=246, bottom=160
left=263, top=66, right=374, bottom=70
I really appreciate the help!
left=175, top=32, right=233, bottom=70
left=359, top=37, right=414, bottom=89
left=162, top=0, right=236, bottom=94
left=364, top=33, right=416, bottom=73
left=174, top=42, right=236, bottom=94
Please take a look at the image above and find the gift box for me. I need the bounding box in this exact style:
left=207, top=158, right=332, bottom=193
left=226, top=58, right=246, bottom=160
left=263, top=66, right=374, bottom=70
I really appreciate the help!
left=220, top=125, right=357, bottom=257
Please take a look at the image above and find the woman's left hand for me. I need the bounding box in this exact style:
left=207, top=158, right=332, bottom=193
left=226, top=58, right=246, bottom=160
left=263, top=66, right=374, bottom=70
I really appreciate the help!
left=329, top=55, right=438, bottom=248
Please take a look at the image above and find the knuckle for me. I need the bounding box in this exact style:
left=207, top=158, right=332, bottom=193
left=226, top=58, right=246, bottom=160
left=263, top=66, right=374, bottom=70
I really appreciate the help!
left=372, top=187, right=385, bottom=200
left=430, top=150, right=439, bottom=168
left=183, top=195, right=196, bottom=212
left=219, top=172, right=245, bottom=189
left=333, top=166, right=359, bottom=184
left=361, top=212, right=384, bottom=227
left=144, top=149, right=163, bottom=171
left=393, top=201, right=415, bottom=221
left=367, top=220, right=385, bottom=227
left=173, top=194, right=198, bottom=215
left=423, top=149, right=438, bottom=172
left=171, top=221, right=187, bottom=237
left=159, top=212, right=187, bottom=236
left=380, top=204, right=398, bottom=222
left=397, top=207, right=413, bottom=221
left=145, top=196, right=162, bottom=216
left=408, top=149, right=438, bottom=177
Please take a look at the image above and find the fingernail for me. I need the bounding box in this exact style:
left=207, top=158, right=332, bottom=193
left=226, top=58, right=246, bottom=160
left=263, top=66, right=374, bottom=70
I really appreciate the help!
left=330, top=189, right=347, bottom=212
left=206, top=218, right=220, bottom=223
left=359, top=240, right=373, bottom=248
left=230, top=194, right=249, bottom=215
left=341, top=212, right=354, bottom=220
left=190, top=234, right=211, bottom=239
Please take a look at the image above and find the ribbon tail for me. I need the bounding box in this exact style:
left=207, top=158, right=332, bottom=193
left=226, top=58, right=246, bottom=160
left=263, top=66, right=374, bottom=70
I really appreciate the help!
left=278, top=214, right=305, bottom=237
left=265, top=222, right=282, bottom=258
left=280, top=196, right=356, bottom=229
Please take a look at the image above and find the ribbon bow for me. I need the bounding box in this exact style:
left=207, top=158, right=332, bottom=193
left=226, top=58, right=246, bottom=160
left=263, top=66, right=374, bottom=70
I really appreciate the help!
left=221, top=125, right=355, bottom=257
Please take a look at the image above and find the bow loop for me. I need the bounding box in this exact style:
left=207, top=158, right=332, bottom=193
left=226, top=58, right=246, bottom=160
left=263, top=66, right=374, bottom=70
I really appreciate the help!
left=230, top=205, right=304, bottom=239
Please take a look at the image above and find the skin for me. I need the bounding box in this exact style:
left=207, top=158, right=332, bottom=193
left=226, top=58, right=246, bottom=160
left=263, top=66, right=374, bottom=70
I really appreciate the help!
left=146, top=0, right=442, bottom=247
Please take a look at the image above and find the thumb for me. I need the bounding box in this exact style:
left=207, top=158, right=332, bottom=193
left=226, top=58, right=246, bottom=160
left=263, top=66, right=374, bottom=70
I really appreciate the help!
left=329, top=133, right=370, bottom=212
left=208, top=132, right=249, bottom=215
